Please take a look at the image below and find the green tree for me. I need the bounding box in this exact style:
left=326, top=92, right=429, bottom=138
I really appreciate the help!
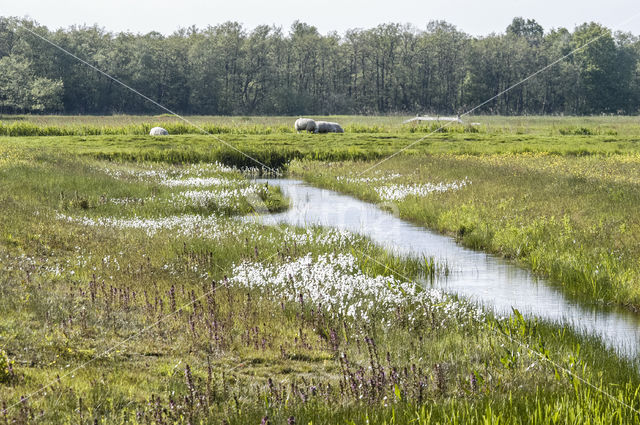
left=572, top=23, right=619, bottom=113
left=0, top=16, right=638, bottom=115
left=507, top=17, right=543, bottom=44
left=0, top=53, right=63, bottom=113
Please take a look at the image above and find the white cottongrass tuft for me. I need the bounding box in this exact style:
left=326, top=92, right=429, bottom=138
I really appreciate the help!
left=96, top=162, right=239, bottom=182
left=376, top=178, right=470, bottom=201
left=162, top=177, right=236, bottom=188
left=281, top=227, right=358, bottom=248
left=170, top=186, right=266, bottom=209
left=57, top=213, right=230, bottom=239
left=229, top=252, right=481, bottom=326
left=336, top=173, right=402, bottom=184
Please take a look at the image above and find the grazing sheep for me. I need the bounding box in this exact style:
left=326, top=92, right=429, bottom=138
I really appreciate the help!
left=315, top=121, right=344, bottom=133
left=294, top=118, right=316, bottom=133
left=305, top=119, right=317, bottom=133
left=149, top=126, right=169, bottom=136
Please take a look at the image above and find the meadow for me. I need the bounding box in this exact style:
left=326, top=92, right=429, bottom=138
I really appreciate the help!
left=1, top=115, right=640, bottom=424
left=1, top=114, right=639, bottom=137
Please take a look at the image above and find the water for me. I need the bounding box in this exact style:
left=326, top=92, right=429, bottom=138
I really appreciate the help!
left=249, top=178, right=640, bottom=359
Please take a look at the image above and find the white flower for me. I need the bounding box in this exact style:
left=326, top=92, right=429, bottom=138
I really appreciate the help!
left=57, top=213, right=230, bottom=239
left=170, top=186, right=265, bottom=209
left=376, top=178, right=470, bottom=201
left=228, top=252, right=481, bottom=326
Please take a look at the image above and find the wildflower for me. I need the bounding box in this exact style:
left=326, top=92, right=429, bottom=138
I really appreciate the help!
left=376, top=178, right=471, bottom=201
left=228, top=253, right=480, bottom=325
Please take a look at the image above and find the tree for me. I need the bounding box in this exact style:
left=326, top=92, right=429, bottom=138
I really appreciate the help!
left=422, top=21, right=468, bottom=113
left=29, top=77, right=63, bottom=112
left=507, top=17, right=543, bottom=44
left=0, top=16, right=637, bottom=115
left=0, top=53, right=63, bottom=113
left=534, top=27, right=577, bottom=114
left=572, top=23, right=619, bottom=113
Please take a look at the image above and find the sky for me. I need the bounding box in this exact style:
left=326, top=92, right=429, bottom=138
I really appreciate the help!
left=1, top=0, right=640, bottom=36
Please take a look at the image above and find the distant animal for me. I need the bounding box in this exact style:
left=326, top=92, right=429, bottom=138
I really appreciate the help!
left=149, top=127, right=169, bottom=136
left=294, top=118, right=317, bottom=133
left=314, top=121, right=344, bottom=133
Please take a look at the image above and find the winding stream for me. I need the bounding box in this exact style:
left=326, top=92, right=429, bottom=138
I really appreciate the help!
left=249, top=178, right=640, bottom=360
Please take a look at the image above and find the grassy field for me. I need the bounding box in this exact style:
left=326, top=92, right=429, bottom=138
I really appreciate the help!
left=1, top=115, right=640, bottom=423
left=1, top=114, right=639, bottom=136
left=3, top=116, right=640, bottom=306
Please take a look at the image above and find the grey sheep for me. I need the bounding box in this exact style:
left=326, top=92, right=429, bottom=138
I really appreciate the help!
left=314, top=121, right=344, bottom=133
left=294, top=118, right=317, bottom=133
left=149, top=126, right=169, bottom=136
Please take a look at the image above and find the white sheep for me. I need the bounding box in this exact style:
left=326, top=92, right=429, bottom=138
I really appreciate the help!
left=315, top=121, right=344, bottom=133
left=294, top=118, right=316, bottom=133
left=149, top=127, right=169, bottom=136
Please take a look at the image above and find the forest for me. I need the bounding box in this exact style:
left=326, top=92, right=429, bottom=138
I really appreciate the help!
left=0, top=16, right=639, bottom=115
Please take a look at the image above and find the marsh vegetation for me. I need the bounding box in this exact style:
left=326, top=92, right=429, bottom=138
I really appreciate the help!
left=1, top=115, right=640, bottom=423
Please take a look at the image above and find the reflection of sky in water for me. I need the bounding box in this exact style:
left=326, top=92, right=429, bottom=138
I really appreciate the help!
left=248, top=179, right=640, bottom=360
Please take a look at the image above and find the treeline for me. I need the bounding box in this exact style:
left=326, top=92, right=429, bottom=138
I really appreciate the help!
left=0, top=17, right=639, bottom=115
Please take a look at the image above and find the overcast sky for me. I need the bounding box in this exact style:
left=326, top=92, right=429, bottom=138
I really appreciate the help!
left=2, top=0, right=640, bottom=36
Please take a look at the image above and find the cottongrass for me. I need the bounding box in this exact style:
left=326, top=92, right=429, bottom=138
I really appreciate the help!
left=376, top=178, right=470, bottom=201
left=57, top=212, right=231, bottom=239
left=281, top=227, right=359, bottom=248
left=162, top=177, right=236, bottom=188
left=170, top=186, right=267, bottom=209
left=109, top=196, right=150, bottom=205
left=58, top=209, right=360, bottom=252
left=0, top=250, right=105, bottom=280
left=97, top=161, right=273, bottom=210
left=97, top=162, right=238, bottom=182
left=229, top=220, right=362, bottom=248
left=336, top=173, right=402, bottom=184
left=229, top=252, right=482, bottom=326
